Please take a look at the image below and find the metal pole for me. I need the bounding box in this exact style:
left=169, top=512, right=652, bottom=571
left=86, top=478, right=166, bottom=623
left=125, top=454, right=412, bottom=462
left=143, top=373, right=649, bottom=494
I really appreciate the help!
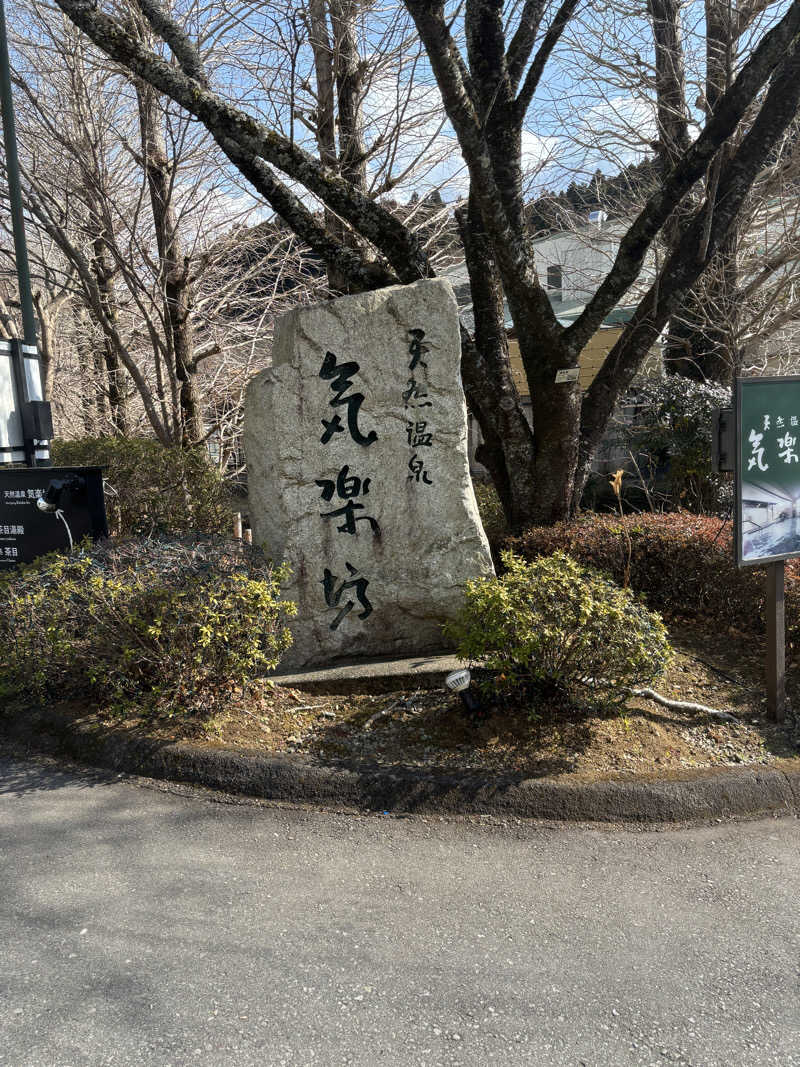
left=9, top=338, right=32, bottom=466
left=0, top=0, right=52, bottom=469
left=0, top=0, right=35, bottom=347
left=766, top=560, right=785, bottom=722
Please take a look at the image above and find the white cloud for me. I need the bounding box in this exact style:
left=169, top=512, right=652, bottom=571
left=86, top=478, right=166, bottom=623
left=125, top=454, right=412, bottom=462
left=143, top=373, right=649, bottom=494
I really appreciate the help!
left=521, top=130, right=561, bottom=174
left=360, top=71, right=458, bottom=200
left=524, top=93, right=659, bottom=193
left=575, top=95, right=657, bottom=166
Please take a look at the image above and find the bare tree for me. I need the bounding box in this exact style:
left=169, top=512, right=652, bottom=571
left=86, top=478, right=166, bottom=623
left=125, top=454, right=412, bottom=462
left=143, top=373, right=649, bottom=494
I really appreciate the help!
left=555, top=0, right=800, bottom=386
left=49, top=0, right=800, bottom=526
left=0, top=215, right=80, bottom=419
left=7, top=1, right=322, bottom=451
left=218, top=0, right=458, bottom=287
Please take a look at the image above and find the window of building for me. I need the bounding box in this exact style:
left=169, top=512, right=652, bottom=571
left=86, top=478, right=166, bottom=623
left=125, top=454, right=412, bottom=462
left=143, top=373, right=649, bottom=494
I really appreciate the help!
left=546, top=264, right=563, bottom=302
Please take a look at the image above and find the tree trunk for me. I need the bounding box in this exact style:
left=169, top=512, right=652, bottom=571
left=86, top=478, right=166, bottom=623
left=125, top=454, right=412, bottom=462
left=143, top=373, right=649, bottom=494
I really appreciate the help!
left=663, top=0, right=741, bottom=384
left=330, top=0, right=367, bottom=191
left=72, top=306, right=99, bottom=434
left=460, top=0, right=581, bottom=525
left=137, top=82, right=203, bottom=445
left=308, top=0, right=349, bottom=291
left=308, top=0, right=369, bottom=293
left=455, top=195, right=538, bottom=529
left=90, top=234, right=129, bottom=435
left=32, top=293, right=54, bottom=402
left=326, top=0, right=371, bottom=293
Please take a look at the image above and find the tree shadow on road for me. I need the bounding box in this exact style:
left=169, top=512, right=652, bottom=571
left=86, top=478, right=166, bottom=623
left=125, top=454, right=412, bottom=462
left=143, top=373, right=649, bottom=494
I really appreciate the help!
left=0, top=747, right=119, bottom=796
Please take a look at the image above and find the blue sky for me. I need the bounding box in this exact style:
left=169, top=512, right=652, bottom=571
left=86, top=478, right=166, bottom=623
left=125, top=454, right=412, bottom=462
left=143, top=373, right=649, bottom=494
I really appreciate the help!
left=16, top=0, right=790, bottom=226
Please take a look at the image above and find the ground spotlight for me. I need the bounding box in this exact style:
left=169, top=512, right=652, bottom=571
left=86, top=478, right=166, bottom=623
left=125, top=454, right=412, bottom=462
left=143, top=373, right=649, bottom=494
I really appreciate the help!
left=445, top=668, right=482, bottom=716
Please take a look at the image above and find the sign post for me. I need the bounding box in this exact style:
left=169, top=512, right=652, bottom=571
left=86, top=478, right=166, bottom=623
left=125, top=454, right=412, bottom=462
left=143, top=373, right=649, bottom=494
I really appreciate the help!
left=766, top=560, right=785, bottom=721
left=0, top=1, right=107, bottom=568
left=0, top=0, right=52, bottom=466
left=734, top=375, right=800, bottom=722
left=0, top=467, right=107, bottom=567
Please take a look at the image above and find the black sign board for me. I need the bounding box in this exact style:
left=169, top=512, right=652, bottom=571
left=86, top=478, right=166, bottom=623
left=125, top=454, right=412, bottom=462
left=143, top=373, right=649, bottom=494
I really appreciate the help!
left=0, top=466, right=107, bottom=569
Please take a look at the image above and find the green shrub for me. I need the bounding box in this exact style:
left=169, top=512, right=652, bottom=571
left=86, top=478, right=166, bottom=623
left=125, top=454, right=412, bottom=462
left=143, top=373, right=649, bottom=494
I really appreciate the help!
left=508, top=511, right=800, bottom=663
left=0, top=536, right=295, bottom=716
left=472, top=481, right=507, bottom=544
left=623, top=377, right=732, bottom=513
left=445, top=550, right=672, bottom=709
left=51, top=437, right=232, bottom=537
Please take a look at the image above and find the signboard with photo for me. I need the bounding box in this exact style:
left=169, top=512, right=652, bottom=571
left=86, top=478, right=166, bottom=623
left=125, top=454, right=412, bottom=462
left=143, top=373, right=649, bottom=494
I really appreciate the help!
left=736, top=376, right=800, bottom=566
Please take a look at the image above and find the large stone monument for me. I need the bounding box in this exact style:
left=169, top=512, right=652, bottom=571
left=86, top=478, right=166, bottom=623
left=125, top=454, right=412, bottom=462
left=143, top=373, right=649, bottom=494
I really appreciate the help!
left=244, top=277, right=494, bottom=668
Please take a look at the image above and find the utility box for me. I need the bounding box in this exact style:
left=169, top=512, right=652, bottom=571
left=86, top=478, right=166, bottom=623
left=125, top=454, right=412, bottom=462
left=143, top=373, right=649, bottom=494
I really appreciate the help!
left=0, top=466, right=107, bottom=569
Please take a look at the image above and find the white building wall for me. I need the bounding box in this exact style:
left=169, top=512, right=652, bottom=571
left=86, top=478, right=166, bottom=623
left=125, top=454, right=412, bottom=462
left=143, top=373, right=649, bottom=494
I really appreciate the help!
left=531, top=221, right=656, bottom=305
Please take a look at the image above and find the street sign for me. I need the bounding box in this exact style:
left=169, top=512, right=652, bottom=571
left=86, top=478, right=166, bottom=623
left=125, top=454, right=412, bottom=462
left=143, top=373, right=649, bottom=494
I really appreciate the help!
left=0, top=466, right=107, bottom=569
left=735, top=375, right=800, bottom=567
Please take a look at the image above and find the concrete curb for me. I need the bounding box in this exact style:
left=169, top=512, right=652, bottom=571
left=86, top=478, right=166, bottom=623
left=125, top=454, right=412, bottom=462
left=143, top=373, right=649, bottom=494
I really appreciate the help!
left=3, top=707, right=800, bottom=823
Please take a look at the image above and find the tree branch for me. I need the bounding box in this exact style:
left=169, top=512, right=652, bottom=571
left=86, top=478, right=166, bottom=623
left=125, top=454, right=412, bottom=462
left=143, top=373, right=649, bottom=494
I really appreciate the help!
left=648, top=0, right=692, bottom=168
left=24, top=187, right=172, bottom=443
left=466, top=0, right=511, bottom=123
left=135, top=0, right=208, bottom=86
left=628, top=688, right=740, bottom=721
left=563, top=0, right=800, bottom=357
left=506, top=0, right=547, bottom=91
left=216, top=136, right=397, bottom=292
left=52, top=0, right=431, bottom=284
left=514, top=0, right=580, bottom=120
left=579, top=36, right=800, bottom=470
left=404, top=0, right=561, bottom=342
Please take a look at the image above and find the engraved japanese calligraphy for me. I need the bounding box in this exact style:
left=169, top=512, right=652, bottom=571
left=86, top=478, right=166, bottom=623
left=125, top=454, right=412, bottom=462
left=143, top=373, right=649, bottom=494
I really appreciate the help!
left=319, top=350, right=378, bottom=447
left=244, top=278, right=494, bottom=668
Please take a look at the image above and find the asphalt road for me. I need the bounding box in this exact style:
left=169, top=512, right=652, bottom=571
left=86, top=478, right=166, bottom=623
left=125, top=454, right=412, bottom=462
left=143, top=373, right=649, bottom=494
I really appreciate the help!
left=1, top=754, right=799, bottom=1067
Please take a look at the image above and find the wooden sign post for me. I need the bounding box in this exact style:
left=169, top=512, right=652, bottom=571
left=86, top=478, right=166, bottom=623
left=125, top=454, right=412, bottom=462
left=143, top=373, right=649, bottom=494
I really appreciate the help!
left=766, top=560, right=786, bottom=721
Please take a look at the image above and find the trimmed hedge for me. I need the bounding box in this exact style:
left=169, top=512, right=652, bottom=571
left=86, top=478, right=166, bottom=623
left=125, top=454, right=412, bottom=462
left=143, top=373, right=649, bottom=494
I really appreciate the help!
left=51, top=437, right=232, bottom=537
left=507, top=511, right=800, bottom=646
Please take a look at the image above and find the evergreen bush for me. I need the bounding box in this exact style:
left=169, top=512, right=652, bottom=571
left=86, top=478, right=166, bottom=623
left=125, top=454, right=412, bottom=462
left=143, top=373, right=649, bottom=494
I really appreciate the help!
left=0, top=536, right=295, bottom=716
left=472, top=481, right=507, bottom=544
left=623, top=377, right=732, bottom=513
left=445, top=550, right=672, bottom=709
left=51, top=437, right=232, bottom=537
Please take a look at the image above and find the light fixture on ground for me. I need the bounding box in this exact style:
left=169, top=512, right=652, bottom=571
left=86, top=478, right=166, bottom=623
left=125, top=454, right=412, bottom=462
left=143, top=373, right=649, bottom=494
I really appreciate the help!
left=445, top=668, right=482, bottom=716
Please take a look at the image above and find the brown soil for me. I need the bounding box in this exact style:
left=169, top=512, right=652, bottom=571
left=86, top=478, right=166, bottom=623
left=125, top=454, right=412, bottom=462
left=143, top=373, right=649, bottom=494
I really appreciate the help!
left=74, top=618, right=800, bottom=783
